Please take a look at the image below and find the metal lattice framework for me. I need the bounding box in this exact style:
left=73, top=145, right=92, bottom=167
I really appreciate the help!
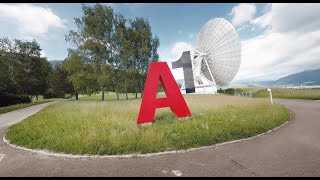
left=192, top=18, right=241, bottom=86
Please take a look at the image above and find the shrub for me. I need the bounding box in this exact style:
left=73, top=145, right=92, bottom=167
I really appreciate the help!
left=0, top=93, right=31, bottom=107
left=224, top=88, right=236, bottom=94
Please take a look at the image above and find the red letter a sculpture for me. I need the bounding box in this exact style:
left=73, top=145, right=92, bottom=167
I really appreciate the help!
left=137, top=62, right=192, bottom=125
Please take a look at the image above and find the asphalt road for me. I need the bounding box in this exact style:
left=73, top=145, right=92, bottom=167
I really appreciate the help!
left=0, top=99, right=319, bottom=176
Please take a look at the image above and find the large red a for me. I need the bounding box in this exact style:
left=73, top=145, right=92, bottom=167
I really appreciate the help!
left=137, top=62, right=192, bottom=125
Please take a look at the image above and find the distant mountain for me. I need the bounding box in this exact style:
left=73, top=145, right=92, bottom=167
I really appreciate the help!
left=231, top=68, right=320, bottom=87
left=228, top=79, right=275, bottom=87
left=49, top=60, right=63, bottom=68
left=275, top=68, right=320, bottom=86
left=254, top=80, right=275, bottom=86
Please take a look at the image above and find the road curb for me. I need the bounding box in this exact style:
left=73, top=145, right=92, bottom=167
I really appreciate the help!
left=3, top=113, right=292, bottom=159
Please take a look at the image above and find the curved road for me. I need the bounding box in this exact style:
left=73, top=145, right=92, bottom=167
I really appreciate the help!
left=0, top=99, right=319, bottom=176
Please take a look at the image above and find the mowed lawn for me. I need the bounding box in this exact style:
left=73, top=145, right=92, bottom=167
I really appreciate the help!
left=6, top=94, right=290, bottom=155
left=253, top=88, right=320, bottom=100
left=79, top=92, right=142, bottom=101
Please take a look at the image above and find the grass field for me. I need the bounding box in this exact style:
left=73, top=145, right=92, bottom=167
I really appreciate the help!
left=253, top=88, right=320, bottom=100
left=6, top=94, right=290, bottom=155
left=0, top=100, right=54, bottom=115
left=79, top=92, right=142, bottom=101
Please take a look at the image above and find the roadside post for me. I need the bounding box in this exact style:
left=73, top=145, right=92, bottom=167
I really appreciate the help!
left=267, top=88, right=273, bottom=104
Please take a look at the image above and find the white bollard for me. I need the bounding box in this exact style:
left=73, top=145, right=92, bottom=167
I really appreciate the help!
left=267, top=88, right=273, bottom=104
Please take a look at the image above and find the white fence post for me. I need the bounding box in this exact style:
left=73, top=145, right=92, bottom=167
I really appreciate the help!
left=267, top=88, right=273, bottom=104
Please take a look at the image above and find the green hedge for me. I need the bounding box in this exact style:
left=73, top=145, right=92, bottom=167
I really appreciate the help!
left=0, top=93, right=31, bottom=107
left=218, top=88, right=246, bottom=95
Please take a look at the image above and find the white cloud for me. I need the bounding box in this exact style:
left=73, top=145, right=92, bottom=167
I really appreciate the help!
left=170, top=42, right=193, bottom=60
left=0, top=3, right=66, bottom=36
left=237, top=24, right=249, bottom=31
left=251, top=3, right=320, bottom=33
left=251, top=12, right=271, bottom=29
left=233, top=3, right=320, bottom=82
left=161, top=3, right=320, bottom=83
left=158, top=41, right=193, bottom=62
left=41, top=50, right=46, bottom=58
left=230, top=3, right=256, bottom=27
left=159, top=41, right=193, bottom=80
left=270, top=3, right=320, bottom=33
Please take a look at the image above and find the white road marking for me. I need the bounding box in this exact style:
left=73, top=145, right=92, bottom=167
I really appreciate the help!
left=189, top=161, right=206, bottom=166
left=162, top=170, right=167, bottom=174
left=171, top=170, right=182, bottom=176
left=0, top=154, right=5, bottom=162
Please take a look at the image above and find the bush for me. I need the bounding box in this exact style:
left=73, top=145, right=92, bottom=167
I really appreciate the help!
left=219, top=88, right=247, bottom=95
left=224, top=88, right=236, bottom=94
left=217, top=88, right=223, bottom=93
left=0, top=93, right=31, bottom=107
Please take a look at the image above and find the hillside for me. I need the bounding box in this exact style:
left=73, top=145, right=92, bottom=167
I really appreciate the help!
left=275, top=68, right=320, bottom=86
left=233, top=68, right=320, bottom=86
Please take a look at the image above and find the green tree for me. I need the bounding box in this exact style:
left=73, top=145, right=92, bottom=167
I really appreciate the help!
left=44, top=63, right=75, bottom=99
left=129, top=17, right=160, bottom=98
left=13, top=39, right=50, bottom=100
left=66, top=3, right=119, bottom=101
left=0, top=38, right=51, bottom=100
left=62, top=49, right=99, bottom=100
left=65, top=4, right=160, bottom=101
left=0, top=38, right=13, bottom=93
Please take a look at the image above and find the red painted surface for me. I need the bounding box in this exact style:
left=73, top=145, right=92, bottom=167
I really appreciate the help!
left=137, top=62, right=192, bottom=125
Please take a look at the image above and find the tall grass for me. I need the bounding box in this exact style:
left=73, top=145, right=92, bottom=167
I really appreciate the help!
left=253, top=88, right=320, bottom=100
left=6, top=95, right=290, bottom=155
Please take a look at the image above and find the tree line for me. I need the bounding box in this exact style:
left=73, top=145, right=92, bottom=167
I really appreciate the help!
left=0, top=37, right=74, bottom=106
left=0, top=3, right=160, bottom=105
left=0, top=38, right=49, bottom=106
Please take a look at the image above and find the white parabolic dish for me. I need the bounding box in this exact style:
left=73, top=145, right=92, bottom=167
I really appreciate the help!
left=193, top=18, right=242, bottom=86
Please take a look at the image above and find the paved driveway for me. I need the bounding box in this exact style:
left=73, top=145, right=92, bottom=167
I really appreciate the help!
left=0, top=99, right=319, bottom=176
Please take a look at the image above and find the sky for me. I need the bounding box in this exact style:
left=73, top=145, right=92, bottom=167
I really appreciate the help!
left=0, top=3, right=320, bottom=83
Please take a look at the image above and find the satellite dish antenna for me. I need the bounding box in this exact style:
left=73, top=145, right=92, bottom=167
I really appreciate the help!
left=175, top=18, right=242, bottom=94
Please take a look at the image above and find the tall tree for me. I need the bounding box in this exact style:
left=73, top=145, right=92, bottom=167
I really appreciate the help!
left=0, top=38, right=13, bottom=93
left=13, top=39, right=49, bottom=99
left=66, top=3, right=120, bottom=101
left=116, top=18, right=134, bottom=100
left=62, top=49, right=99, bottom=100
left=44, top=63, right=75, bottom=99
left=0, top=38, right=51, bottom=99
left=64, top=4, right=160, bottom=101
left=129, top=17, right=160, bottom=98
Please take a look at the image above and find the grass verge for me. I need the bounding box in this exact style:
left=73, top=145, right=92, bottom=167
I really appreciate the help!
left=6, top=95, right=290, bottom=155
left=0, top=100, right=53, bottom=115
left=253, top=88, right=320, bottom=100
